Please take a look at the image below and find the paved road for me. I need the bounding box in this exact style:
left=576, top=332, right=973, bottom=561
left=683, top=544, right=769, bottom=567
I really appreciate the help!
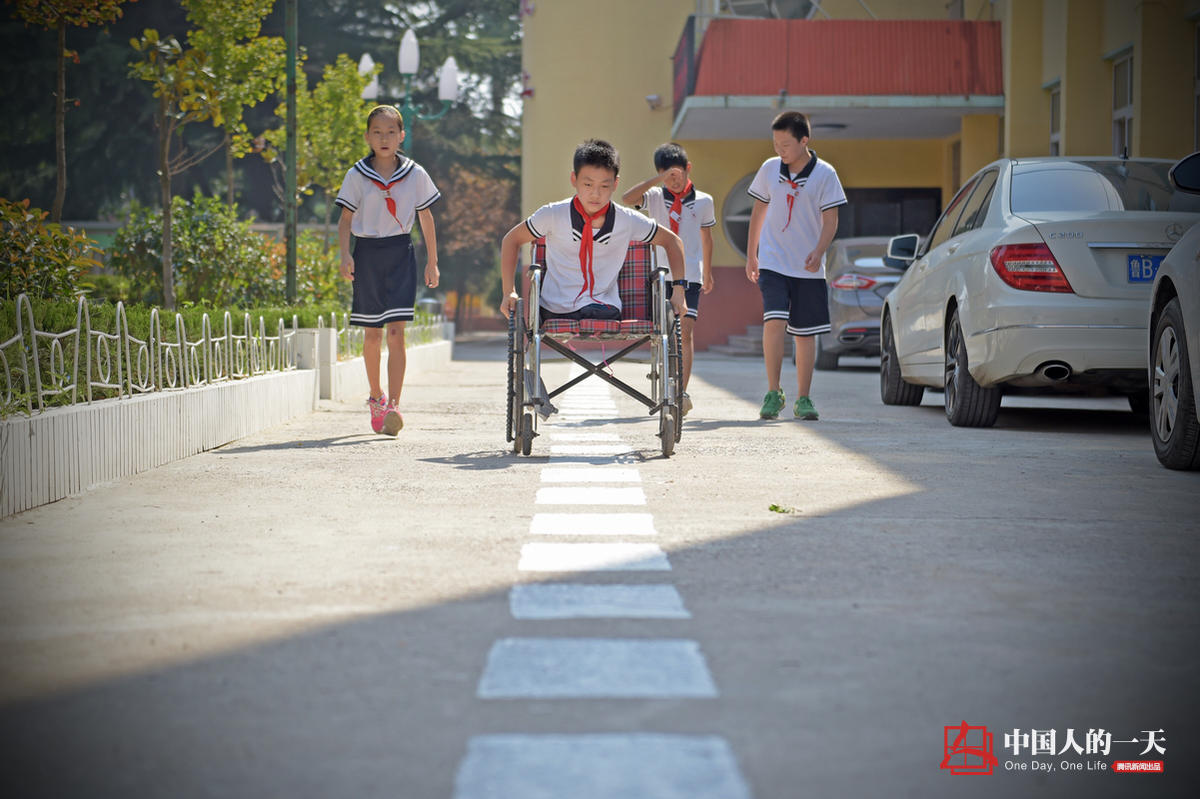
left=1, top=336, right=1196, bottom=798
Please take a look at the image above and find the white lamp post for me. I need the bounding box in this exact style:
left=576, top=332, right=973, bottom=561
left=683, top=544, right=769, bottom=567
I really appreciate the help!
left=395, top=29, right=459, bottom=151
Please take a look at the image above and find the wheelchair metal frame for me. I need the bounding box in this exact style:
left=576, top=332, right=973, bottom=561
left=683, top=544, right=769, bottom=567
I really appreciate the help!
left=506, top=252, right=683, bottom=457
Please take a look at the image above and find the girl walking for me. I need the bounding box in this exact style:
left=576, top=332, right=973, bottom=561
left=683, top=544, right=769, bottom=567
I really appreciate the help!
left=336, top=105, right=440, bottom=435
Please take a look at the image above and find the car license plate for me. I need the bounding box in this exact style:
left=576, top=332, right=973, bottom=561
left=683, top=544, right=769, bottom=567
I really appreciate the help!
left=1127, top=254, right=1163, bottom=282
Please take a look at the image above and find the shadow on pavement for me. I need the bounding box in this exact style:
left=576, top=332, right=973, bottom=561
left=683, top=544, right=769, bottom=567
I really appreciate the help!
left=0, top=344, right=1195, bottom=799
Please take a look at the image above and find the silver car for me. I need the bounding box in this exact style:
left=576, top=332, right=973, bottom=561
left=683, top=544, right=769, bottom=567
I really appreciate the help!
left=813, top=237, right=904, bottom=370
left=881, top=156, right=1200, bottom=427
left=1149, top=152, right=1200, bottom=469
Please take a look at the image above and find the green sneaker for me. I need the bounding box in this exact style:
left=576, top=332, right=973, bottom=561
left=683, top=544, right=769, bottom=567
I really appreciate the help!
left=794, top=396, right=819, bottom=420
left=759, top=389, right=785, bottom=419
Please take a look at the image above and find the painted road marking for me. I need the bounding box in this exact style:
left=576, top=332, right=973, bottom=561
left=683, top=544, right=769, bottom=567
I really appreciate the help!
left=477, top=638, right=717, bottom=698
left=540, top=466, right=641, bottom=483
left=518, top=542, right=669, bottom=571
left=454, top=734, right=751, bottom=799
left=509, top=583, right=690, bottom=619
left=547, top=432, right=622, bottom=442
left=549, top=444, right=631, bottom=456
left=535, top=487, right=646, bottom=505
left=530, top=513, right=657, bottom=536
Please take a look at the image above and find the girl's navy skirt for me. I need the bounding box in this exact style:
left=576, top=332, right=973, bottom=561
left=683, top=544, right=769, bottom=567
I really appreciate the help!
left=350, top=234, right=416, bottom=327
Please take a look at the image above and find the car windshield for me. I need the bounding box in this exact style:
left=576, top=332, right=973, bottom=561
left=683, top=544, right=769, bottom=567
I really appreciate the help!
left=1011, top=161, right=1200, bottom=213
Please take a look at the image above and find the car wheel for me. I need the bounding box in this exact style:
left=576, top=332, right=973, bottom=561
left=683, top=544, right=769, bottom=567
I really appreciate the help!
left=880, top=314, right=923, bottom=406
left=1151, top=297, right=1200, bottom=470
left=944, top=308, right=1001, bottom=427
left=815, top=335, right=839, bottom=370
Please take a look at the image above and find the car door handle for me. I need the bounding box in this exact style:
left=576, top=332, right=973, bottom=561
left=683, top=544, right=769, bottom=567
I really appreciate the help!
left=946, top=243, right=961, bottom=255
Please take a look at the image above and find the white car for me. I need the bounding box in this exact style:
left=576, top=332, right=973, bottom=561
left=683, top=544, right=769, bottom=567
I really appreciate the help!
left=880, top=156, right=1200, bottom=427
left=1149, top=152, right=1200, bottom=469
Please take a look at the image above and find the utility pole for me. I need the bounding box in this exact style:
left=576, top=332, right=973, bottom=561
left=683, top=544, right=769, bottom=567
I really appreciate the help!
left=285, top=0, right=298, bottom=303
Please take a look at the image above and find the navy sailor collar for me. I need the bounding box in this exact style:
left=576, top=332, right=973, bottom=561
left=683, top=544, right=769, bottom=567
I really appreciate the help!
left=355, top=155, right=414, bottom=185
left=779, top=152, right=818, bottom=182
left=661, top=184, right=696, bottom=207
left=569, top=201, right=616, bottom=240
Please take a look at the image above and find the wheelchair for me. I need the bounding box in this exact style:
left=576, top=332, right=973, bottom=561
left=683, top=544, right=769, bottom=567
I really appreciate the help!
left=506, top=238, right=684, bottom=457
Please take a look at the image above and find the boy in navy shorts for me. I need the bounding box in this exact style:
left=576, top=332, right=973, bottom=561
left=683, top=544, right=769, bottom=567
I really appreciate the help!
left=745, top=111, right=846, bottom=421
left=622, top=142, right=716, bottom=416
left=499, top=138, right=687, bottom=324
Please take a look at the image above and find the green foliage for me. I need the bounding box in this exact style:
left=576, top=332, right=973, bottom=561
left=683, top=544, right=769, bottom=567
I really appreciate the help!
left=262, top=54, right=374, bottom=212
left=8, top=0, right=130, bottom=30
left=108, top=193, right=350, bottom=308
left=0, top=197, right=101, bottom=301
left=128, top=28, right=214, bottom=122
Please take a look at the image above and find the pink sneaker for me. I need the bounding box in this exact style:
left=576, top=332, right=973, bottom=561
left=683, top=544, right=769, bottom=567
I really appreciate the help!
left=368, top=394, right=388, bottom=433
left=382, top=398, right=404, bottom=436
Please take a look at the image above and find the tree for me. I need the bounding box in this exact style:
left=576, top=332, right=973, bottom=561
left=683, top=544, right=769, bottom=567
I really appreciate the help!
left=7, top=0, right=133, bottom=223
left=128, top=28, right=216, bottom=309
left=184, top=0, right=284, bottom=207
left=433, top=165, right=518, bottom=326
left=263, top=53, right=374, bottom=240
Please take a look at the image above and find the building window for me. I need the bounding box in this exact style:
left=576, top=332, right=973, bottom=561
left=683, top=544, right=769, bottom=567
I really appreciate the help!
left=722, top=173, right=756, bottom=259
left=1112, top=54, right=1133, bottom=156
left=1049, top=88, right=1061, bottom=156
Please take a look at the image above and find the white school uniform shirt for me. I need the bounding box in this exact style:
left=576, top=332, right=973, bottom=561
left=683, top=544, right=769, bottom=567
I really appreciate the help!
left=636, top=185, right=716, bottom=284
left=524, top=199, right=658, bottom=314
left=747, top=153, right=847, bottom=279
left=335, top=156, right=440, bottom=238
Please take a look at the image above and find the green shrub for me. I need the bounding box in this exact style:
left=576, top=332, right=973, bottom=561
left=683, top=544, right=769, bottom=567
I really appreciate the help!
left=0, top=198, right=102, bottom=301
left=108, top=193, right=351, bottom=308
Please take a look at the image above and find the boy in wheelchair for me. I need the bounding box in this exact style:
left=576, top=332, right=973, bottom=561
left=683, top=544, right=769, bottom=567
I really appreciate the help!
left=498, top=138, right=686, bottom=323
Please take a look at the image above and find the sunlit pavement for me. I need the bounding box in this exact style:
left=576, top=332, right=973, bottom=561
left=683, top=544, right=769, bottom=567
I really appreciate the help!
left=0, top=336, right=1196, bottom=798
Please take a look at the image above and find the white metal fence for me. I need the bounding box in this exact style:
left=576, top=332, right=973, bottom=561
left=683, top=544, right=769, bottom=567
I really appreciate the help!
left=0, top=293, right=445, bottom=417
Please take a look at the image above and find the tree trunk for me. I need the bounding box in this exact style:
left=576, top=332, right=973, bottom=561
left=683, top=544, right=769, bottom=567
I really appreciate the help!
left=225, top=130, right=235, bottom=208
left=51, top=20, right=67, bottom=223
left=159, top=96, right=175, bottom=311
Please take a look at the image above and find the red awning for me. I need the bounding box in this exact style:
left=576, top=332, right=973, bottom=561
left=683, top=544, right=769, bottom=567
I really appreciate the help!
left=692, top=18, right=1003, bottom=98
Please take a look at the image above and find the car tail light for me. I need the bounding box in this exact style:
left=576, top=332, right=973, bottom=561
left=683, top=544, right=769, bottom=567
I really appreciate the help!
left=830, top=273, right=878, bottom=290
left=989, top=244, right=1074, bottom=293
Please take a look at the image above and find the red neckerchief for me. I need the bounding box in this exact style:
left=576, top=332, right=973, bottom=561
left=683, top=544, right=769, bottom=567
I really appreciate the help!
left=781, top=172, right=800, bottom=232
left=666, top=180, right=693, bottom=234
left=365, top=158, right=407, bottom=227
left=573, top=196, right=610, bottom=301
left=780, top=153, right=816, bottom=232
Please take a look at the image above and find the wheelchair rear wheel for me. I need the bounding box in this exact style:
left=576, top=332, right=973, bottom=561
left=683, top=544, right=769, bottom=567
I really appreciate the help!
left=507, top=300, right=526, bottom=453
left=669, top=319, right=683, bottom=443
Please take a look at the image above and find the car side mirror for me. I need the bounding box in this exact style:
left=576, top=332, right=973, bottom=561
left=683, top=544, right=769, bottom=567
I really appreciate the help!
left=1170, top=152, right=1200, bottom=194
left=887, top=233, right=920, bottom=267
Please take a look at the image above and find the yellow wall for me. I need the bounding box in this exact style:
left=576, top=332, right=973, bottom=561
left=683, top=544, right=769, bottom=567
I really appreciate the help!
left=961, top=114, right=1003, bottom=176
left=1042, top=0, right=1066, bottom=87
left=677, top=138, right=950, bottom=265
left=1003, top=0, right=1194, bottom=158
left=520, top=0, right=692, bottom=217
left=1003, top=0, right=1049, bottom=156
left=1061, top=0, right=1109, bottom=155
left=1101, top=0, right=1135, bottom=55
left=1136, top=0, right=1193, bottom=157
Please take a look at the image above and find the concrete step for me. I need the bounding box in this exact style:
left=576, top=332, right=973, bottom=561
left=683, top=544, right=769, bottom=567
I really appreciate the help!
left=707, top=344, right=761, bottom=357
left=726, top=334, right=763, bottom=351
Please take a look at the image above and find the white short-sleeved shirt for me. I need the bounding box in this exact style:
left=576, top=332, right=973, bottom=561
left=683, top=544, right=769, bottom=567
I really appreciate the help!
left=637, top=185, right=716, bottom=284
left=525, top=199, right=658, bottom=314
left=747, top=153, right=847, bottom=279
left=335, top=156, right=440, bottom=238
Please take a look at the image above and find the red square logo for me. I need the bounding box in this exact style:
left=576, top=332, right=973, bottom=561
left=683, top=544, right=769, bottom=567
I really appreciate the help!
left=941, top=720, right=999, bottom=775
